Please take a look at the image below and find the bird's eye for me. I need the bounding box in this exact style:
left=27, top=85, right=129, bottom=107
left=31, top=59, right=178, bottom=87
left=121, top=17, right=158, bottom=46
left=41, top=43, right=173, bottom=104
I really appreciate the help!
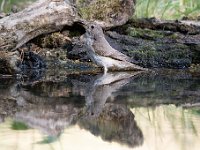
left=91, top=25, right=94, bottom=29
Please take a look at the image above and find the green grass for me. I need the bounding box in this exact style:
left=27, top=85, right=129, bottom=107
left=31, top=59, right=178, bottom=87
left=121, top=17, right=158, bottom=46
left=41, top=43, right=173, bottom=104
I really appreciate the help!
left=135, top=0, right=200, bottom=19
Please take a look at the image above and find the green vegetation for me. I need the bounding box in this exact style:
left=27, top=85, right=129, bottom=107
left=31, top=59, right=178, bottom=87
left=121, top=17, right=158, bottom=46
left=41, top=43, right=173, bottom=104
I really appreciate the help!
left=135, top=0, right=200, bottom=19
left=190, top=108, right=200, bottom=116
left=11, top=121, right=29, bottom=130
left=77, top=0, right=122, bottom=21
left=127, top=27, right=166, bottom=39
left=0, top=0, right=35, bottom=12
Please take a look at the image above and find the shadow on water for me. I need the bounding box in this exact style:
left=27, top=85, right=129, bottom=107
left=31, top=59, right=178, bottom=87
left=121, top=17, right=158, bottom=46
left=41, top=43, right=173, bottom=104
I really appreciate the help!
left=0, top=69, right=200, bottom=148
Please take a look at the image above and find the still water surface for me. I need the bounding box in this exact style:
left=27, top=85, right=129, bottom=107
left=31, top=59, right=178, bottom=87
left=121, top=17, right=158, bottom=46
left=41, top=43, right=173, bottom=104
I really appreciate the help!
left=0, top=70, right=200, bottom=150
left=1, top=0, right=200, bottom=149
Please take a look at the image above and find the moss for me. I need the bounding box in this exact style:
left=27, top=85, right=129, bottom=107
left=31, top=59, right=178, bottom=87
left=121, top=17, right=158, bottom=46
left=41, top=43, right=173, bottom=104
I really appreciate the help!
left=127, top=27, right=183, bottom=41
left=127, top=42, right=191, bottom=68
left=129, top=46, right=157, bottom=59
left=169, top=33, right=179, bottom=39
left=36, top=32, right=71, bottom=49
left=127, top=27, right=165, bottom=39
left=77, top=0, right=122, bottom=22
left=164, top=50, right=189, bottom=61
left=189, top=64, right=200, bottom=75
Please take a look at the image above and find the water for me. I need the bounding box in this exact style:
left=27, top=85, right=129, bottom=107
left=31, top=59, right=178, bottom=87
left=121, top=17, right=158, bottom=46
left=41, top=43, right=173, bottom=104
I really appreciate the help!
left=0, top=70, right=200, bottom=150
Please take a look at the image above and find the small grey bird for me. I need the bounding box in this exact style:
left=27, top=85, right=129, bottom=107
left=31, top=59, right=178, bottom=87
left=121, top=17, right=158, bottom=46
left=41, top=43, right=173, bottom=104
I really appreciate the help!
left=81, top=22, right=148, bottom=73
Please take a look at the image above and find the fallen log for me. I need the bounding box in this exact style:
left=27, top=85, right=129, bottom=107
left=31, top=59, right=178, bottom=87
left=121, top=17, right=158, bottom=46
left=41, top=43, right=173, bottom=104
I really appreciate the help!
left=0, top=0, right=136, bottom=52
left=0, top=0, right=78, bottom=51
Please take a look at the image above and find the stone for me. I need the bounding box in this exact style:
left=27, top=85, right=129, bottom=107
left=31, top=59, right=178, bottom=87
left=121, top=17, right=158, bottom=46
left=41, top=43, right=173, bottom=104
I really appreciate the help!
left=76, top=0, right=136, bottom=28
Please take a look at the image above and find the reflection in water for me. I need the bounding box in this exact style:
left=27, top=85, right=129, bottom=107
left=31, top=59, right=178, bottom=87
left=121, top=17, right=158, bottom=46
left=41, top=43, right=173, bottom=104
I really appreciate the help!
left=78, top=103, right=143, bottom=147
left=0, top=70, right=200, bottom=150
left=0, top=71, right=144, bottom=149
left=15, top=104, right=80, bottom=137
left=132, top=106, right=200, bottom=150
left=71, top=72, right=144, bottom=147
left=71, top=72, right=141, bottom=116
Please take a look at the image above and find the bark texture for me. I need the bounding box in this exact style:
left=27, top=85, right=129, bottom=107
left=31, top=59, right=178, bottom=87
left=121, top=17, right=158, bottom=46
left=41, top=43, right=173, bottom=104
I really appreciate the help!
left=0, top=0, right=136, bottom=51
left=0, top=0, right=78, bottom=51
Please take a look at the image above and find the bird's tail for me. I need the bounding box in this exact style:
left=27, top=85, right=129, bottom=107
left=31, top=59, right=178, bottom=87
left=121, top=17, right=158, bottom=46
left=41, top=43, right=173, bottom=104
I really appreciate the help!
left=114, top=61, right=148, bottom=71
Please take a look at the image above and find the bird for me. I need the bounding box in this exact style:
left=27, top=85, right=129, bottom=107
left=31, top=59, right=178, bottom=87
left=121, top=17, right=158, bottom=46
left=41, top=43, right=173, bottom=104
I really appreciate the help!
left=71, top=71, right=142, bottom=117
left=80, top=22, right=148, bottom=74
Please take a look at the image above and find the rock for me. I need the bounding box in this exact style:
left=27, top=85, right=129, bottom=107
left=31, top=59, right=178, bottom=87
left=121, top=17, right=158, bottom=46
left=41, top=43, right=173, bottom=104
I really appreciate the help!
left=70, top=30, right=193, bottom=69
left=76, top=0, right=135, bottom=28
left=105, top=31, right=193, bottom=69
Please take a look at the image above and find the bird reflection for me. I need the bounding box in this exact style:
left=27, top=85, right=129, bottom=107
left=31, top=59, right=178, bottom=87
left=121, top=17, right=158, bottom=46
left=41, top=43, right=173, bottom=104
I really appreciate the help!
left=72, top=72, right=144, bottom=147
left=72, top=72, right=143, bottom=117
left=0, top=72, right=144, bottom=148
left=78, top=103, right=143, bottom=147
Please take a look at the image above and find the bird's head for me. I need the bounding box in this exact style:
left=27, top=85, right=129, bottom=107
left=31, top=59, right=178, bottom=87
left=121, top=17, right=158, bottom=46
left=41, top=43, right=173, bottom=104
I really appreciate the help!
left=86, top=22, right=104, bottom=40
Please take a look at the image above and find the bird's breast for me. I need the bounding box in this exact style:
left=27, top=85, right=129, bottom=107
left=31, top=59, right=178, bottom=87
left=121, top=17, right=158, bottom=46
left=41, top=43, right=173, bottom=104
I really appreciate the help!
left=94, top=55, right=117, bottom=68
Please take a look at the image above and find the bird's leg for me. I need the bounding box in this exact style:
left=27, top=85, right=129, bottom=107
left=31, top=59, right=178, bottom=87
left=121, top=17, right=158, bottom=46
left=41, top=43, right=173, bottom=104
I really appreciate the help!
left=103, top=66, right=108, bottom=75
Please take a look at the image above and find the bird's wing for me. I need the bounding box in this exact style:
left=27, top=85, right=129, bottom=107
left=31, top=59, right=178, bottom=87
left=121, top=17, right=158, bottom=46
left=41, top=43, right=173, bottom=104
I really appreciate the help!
left=108, top=50, right=132, bottom=62
left=96, top=45, right=131, bottom=62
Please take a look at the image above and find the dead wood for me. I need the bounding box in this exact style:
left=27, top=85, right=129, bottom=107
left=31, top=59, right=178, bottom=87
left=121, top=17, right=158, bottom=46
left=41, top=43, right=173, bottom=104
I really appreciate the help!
left=0, top=0, right=78, bottom=51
